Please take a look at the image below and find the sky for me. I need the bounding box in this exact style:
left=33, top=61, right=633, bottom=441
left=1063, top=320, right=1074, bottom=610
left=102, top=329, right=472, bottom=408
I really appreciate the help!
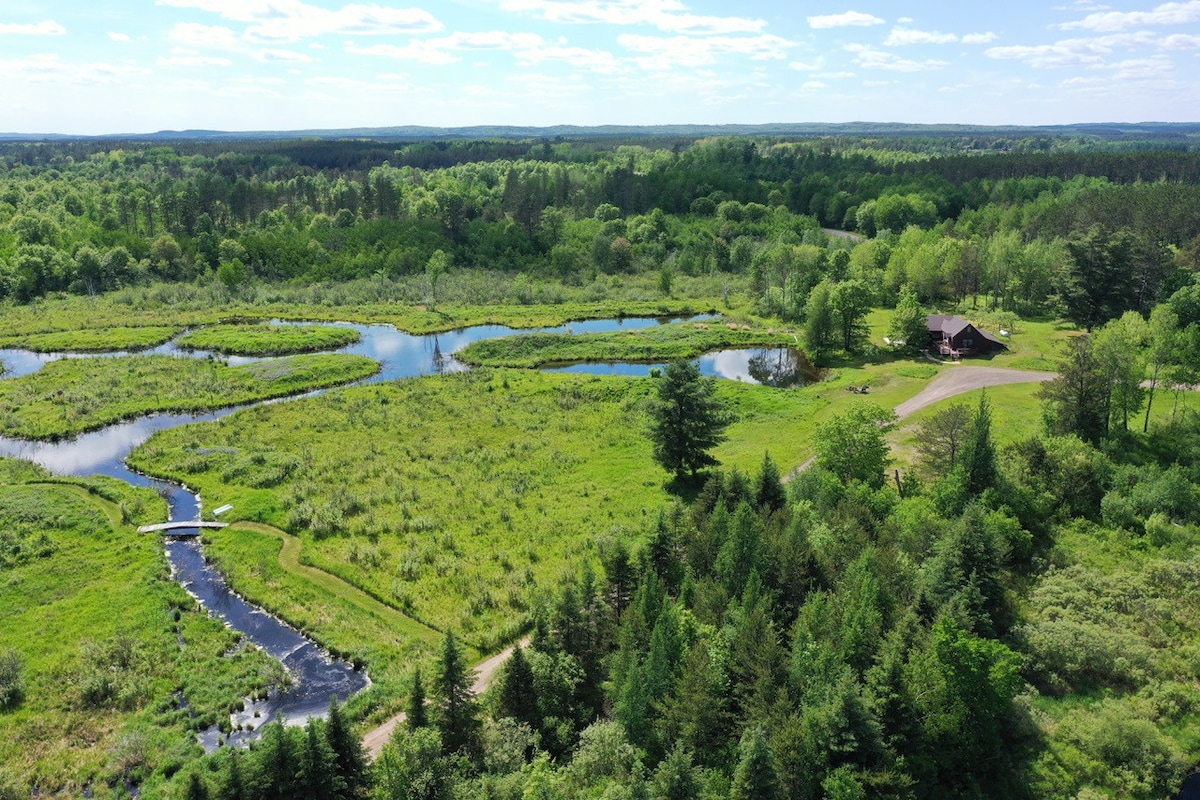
left=2, top=0, right=1199, bottom=134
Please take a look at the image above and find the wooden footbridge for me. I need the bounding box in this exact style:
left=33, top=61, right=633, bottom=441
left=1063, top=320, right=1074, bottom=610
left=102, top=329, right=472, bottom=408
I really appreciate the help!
left=137, top=521, right=229, bottom=535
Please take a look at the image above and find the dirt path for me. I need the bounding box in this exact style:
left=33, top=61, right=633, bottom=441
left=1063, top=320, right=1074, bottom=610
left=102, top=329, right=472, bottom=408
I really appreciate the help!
left=892, top=366, right=1055, bottom=419
left=784, top=365, right=1055, bottom=482
left=822, top=227, right=867, bottom=243
left=361, top=637, right=532, bottom=759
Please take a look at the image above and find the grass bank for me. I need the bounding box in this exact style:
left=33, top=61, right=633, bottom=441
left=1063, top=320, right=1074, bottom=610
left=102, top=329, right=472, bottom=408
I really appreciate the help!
left=175, top=323, right=360, bottom=356
left=5, top=327, right=182, bottom=353
left=456, top=320, right=799, bottom=368
left=0, top=353, right=379, bottom=440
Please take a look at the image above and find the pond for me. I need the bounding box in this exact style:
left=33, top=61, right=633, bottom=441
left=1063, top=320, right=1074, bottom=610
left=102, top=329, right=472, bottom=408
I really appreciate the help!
left=0, top=313, right=810, bottom=746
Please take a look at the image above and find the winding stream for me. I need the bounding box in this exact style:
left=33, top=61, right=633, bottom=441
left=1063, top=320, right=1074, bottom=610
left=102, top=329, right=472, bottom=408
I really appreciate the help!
left=0, top=314, right=800, bottom=746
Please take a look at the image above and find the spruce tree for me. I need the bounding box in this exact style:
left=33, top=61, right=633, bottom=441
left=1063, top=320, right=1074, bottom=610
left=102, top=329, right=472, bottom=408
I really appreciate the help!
left=182, top=771, right=210, bottom=800
left=960, top=390, right=997, bottom=495
left=648, top=360, right=729, bottom=479
left=754, top=452, right=787, bottom=513
left=215, top=753, right=244, bottom=800
left=325, top=698, right=367, bottom=798
left=298, top=720, right=344, bottom=800
left=497, top=644, right=539, bottom=730
left=408, top=666, right=428, bottom=730
left=433, top=632, right=480, bottom=756
left=730, top=726, right=782, bottom=800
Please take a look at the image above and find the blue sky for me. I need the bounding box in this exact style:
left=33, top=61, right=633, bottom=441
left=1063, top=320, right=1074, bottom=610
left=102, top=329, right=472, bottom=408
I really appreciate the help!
left=2, top=1, right=1199, bottom=134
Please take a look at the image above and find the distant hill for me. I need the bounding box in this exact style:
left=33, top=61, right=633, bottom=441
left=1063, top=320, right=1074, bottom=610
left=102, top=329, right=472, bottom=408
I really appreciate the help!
left=2, top=121, right=1199, bottom=143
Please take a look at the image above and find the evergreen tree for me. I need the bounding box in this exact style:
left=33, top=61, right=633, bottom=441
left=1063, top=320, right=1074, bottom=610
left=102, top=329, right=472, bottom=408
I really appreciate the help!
left=648, top=361, right=729, bottom=480
left=408, top=666, right=428, bottom=730
left=433, top=632, right=480, bottom=756
left=182, top=771, right=209, bottom=800
left=730, top=726, right=782, bottom=800
left=250, top=722, right=300, bottom=800
left=652, top=744, right=702, bottom=800
left=754, top=452, right=787, bottom=513
left=497, top=644, right=539, bottom=730
left=325, top=698, right=367, bottom=798
left=216, top=752, right=245, bottom=800
left=960, top=390, right=997, bottom=495
left=299, top=719, right=345, bottom=800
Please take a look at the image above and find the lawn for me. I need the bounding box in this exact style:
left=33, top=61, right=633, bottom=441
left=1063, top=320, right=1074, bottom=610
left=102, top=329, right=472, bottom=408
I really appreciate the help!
left=0, top=353, right=379, bottom=440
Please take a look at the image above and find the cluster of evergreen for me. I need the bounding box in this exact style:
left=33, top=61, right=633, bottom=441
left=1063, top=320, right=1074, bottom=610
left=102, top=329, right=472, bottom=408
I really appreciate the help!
left=1, top=137, right=1198, bottom=336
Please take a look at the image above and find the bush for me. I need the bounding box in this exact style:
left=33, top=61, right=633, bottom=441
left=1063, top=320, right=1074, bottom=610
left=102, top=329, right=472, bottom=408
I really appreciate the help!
left=0, top=648, right=23, bottom=707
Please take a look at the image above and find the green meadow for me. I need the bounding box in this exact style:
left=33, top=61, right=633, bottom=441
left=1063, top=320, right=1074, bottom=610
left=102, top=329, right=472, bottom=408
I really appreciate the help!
left=0, top=353, right=379, bottom=440
left=8, top=327, right=182, bottom=353
left=456, top=319, right=800, bottom=368
left=0, top=459, right=286, bottom=797
left=125, top=369, right=847, bottom=654
left=175, top=323, right=361, bottom=356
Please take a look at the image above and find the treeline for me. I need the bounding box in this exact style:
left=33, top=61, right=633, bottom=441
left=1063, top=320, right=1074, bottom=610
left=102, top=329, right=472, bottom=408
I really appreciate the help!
left=1, top=137, right=1199, bottom=332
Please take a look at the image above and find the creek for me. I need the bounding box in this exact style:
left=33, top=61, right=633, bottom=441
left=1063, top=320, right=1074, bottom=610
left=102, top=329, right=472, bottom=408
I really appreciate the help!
left=0, top=314, right=801, bottom=746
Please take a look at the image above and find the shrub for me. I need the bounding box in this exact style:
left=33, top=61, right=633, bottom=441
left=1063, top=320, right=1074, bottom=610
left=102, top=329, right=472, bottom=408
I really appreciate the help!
left=0, top=648, right=23, bottom=707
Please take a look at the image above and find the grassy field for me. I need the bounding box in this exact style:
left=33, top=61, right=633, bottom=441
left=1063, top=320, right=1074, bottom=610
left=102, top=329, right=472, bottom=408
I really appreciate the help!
left=125, top=369, right=864, bottom=653
left=0, top=458, right=286, bottom=798
left=0, top=353, right=379, bottom=440
left=4, top=327, right=182, bottom=353
left=456, top=319, right=801, bottom=368
left=175, top=323, right=360, bottom=356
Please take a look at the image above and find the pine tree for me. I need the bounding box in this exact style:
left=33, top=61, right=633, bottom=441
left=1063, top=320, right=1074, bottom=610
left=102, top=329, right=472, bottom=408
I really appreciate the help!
left=497, top=644, right=539, bottom=730
left=433, top=632, right=480, bottom=756
left=216, top=752, right=244, bottom=800
left=960, top=390, right=997, bottom=495
left=325, top=698, right=367, bottom=798
left=648, top=361, right=729, bottom=479
left=754, top=452, right=787, bottom=513
left=730, top=726, right=782, bottom=800
left=652, top=744, right=702, bottom=800
left=408, top=666, right=428, bottom=730
left=182, top=771, right=210, bottom=800
left=299, top=720, right=345, bottom=800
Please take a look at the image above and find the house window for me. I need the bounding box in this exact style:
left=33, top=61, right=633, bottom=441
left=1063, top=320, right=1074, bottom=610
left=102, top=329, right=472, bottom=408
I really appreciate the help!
left=963, top=338, right=974, bottom=347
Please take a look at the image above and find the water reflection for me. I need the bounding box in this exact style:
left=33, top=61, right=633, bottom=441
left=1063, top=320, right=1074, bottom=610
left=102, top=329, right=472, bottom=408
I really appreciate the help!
left=550, top=348, right=822, bottom=387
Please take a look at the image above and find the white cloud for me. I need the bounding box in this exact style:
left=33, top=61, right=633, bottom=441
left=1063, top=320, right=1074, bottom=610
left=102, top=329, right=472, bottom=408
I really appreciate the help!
left=159, top=52, right=233, bottom=67
left=348, top=31, right=620, bottom=72
left=498, top=0, right=765, bottom=35
left=155, top=0, right=443, bottom=42
left=0, top=54, right=147, bottom=84
left=845, top=43, right=948, bottom=71
left=109, top=32, right=132, bottom=42
left=256, top=49, right=316, bottom=62
left=986, top=31, right=1157, bottom=67
left=170, top=23, right=243, bottom=50
left=884, top=28, right=958, bottom=46
left=801, top=80, right=827, bottom=90
left=962, top=32, right=998, bottom=44
left=0, top=20, right=66, bottom=36
left=808, top=11, right=885, bottom=29
left=1062, top=0, right=1200, bottom=30
left=790, top=59, right=823, bottom=71
left=619, top=33, right=793, bottom=69
left=1163, top=32, right=1200, bottom=47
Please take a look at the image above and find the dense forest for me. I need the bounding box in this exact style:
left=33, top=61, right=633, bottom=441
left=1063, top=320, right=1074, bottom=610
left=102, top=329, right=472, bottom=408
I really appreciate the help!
left=4, top=131, right=1200, bottom=799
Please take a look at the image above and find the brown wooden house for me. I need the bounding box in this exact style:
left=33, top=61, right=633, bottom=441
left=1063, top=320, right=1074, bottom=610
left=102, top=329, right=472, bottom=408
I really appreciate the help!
left=926, top=315, right=1007, bottom=358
